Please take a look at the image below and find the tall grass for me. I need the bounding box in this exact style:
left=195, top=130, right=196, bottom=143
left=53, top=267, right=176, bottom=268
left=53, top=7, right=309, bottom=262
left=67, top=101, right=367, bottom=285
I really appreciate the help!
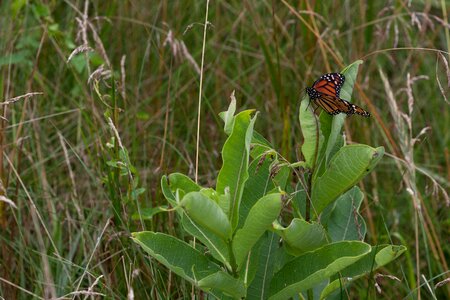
left=0, top=1, right=448, bottom=299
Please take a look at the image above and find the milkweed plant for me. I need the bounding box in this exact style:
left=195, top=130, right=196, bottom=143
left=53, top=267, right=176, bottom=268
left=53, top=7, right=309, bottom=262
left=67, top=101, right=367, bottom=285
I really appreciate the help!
left=132, top=60, right=406, bottom=299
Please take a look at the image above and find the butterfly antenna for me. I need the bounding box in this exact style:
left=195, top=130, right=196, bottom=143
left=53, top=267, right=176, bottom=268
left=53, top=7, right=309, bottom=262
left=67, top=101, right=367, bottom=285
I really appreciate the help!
left=303, top=90, right=313, bottom=112
left=306, top=98, right=312, bottom=111
left=300, top=89, right=308, bottom=111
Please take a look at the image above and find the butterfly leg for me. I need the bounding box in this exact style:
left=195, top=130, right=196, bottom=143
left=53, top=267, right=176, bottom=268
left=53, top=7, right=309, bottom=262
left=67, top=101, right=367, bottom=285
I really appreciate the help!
left=314, top=105, right=321, bottom=113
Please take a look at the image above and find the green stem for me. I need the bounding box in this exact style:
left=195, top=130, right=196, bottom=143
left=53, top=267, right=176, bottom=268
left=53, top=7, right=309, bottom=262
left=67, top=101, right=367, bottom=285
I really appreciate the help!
left=228, top=239, right=238, bottom=276
left=306, top=113, right=320, bottom=222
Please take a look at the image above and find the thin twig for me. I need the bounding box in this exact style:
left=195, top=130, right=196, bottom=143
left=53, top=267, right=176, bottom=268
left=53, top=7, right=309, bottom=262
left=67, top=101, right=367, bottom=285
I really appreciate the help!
left=1, top=92, right=43, bottom=106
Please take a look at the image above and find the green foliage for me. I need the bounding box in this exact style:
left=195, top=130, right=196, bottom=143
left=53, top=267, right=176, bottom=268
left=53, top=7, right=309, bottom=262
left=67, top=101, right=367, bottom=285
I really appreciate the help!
left=131, top=206, right=167, bottom=221
left=268, top=241, right=372, bottom=300
left=216, top=109, right=257, bottom=230
left=273, top=219, right=328, bottom=256
left=232, top=193, right=282, bottom=269
left=181, top=191, right=232, bottom=241
left=132, top=62, right=405, bottom=299
left=132, top=232, right=221, bottom=281
left=311, top=144, right=384, bottom=215
left=246, top=232, right=279, bottom=299
left=322, top=187, right=367, bottom=242
left=198, top=271, right=246, bottom=299
left=299, top=98, right=324, bottom=169
left=5, top=1, right=447, bottom=298
left=320, top=244, right=406, bottom=299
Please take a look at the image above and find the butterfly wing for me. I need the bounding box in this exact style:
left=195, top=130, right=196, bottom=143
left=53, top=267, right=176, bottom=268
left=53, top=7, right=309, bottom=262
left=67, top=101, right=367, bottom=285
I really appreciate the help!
left=314, top=94, right=347, bottom=115
left=341, top=99, right=370, bottom=117
left=307, top=72, right=370, bottom=117
left=312, top=73, right=345, bottom=97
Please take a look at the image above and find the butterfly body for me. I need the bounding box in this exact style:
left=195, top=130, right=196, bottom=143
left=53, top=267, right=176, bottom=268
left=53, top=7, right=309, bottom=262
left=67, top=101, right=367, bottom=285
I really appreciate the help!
left=306, top=73, right=370, bottom=117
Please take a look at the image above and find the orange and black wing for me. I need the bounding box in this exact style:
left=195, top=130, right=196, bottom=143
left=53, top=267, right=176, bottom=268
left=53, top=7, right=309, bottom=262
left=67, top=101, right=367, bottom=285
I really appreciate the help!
left=341, top=99, right=371, bottom=117
left=314, top=94, right=348, bottom=115
left=312, top=73, right=345, bottom=97
left=307, top=72, right=370, bottom=117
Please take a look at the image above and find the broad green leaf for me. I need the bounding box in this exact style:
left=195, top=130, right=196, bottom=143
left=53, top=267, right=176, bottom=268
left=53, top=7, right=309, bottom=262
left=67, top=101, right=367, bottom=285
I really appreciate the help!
left=268, top=241, right=371, bottom=300
left=247, top=232, right=280, bottom=300
left=168, top=173, right=201, bottom=193
left=291, top=182, right=307, bottom=219
left=161, top=173, right=201, bottom=207
left=161, top=175, right=177, bottom=207
left=325, top=186, right=367, bottom=242
left=315, top=61, right=363, bottom=180
left=131, top=206, right=168, bottom=220
left=239, top=153, right=275, bottom=229
left=132, top=232, right=220, bottom=283
left=233, top=193, right=282, bottom=269
left=180, top=213, right=231, bottom=269
left=339, top=60, right=363, bottom=103
left=200, top=188, right=221, bottom=203
left=239, top=231, right=279, bottom=288
left=299, top=96, right=324, bottom=169
left=181, top=192, right=232, bottom=241
left=312, top=145, right=384, bottom=215
left=198, top=271, right=246, bottom=299
left=252, top=131, right=273, bottom=148
left=206, top=292, right=234, bottom=300
left=161, top=172, right=229, bottom=267
left=238, top=234, right=264, bottom=291
left=217, top=189, right=230, bottom=216
left=324, top=114, right=345, bottom=164
left=324, top=61, right=363, bottom=164
left=273, top=219, right=328, bottom=256
left=251, top=131, right=274, bottom=158
left=311, top=114, right=330, bottom=182
left=217, top=110, right=256, bottom=230
left=320, top=244, right=406, bottom=299
left=219, top=92, right=237, bottom=135
left=326, top=132, right=344, bottom=167
left=318, top=112, right=333, bottom=147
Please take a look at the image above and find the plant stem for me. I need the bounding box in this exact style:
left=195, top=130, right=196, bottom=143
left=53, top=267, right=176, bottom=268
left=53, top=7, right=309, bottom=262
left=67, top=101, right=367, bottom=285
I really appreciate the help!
left=306, top=113, right=320, bottom=222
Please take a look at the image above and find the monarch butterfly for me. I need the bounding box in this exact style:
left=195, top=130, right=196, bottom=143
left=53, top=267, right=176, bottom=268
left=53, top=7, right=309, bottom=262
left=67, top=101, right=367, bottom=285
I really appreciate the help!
left=305, top=73, right=370, bottom=117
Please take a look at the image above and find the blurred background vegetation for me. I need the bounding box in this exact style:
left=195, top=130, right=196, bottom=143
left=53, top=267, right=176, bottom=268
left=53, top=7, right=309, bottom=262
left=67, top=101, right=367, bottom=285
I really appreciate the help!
left=0, top=0, right=448, bottom=299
